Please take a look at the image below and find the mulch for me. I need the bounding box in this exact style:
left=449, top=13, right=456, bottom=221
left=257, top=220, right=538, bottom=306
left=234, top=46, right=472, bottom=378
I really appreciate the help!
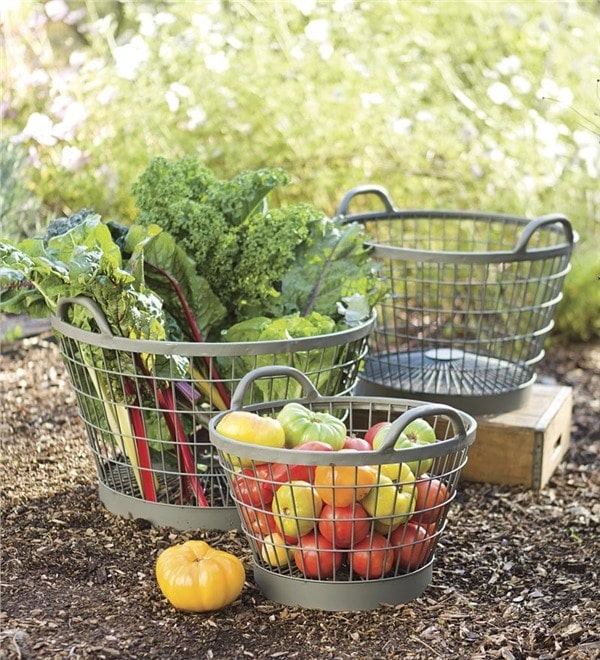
left=1, top=333, right=598, bottom=660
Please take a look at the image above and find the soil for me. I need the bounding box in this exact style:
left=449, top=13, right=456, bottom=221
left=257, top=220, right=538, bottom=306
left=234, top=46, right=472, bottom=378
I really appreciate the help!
left=1, top=330, right=598, bottom=660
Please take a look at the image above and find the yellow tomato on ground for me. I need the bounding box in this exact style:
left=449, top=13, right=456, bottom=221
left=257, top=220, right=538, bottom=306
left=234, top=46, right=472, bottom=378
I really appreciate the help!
left=155, top=540, right=245, bottom=612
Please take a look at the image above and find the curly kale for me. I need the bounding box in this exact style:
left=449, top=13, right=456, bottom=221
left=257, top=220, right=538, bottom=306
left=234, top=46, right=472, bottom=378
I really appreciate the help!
left=131, top=156, right=315, bottom=325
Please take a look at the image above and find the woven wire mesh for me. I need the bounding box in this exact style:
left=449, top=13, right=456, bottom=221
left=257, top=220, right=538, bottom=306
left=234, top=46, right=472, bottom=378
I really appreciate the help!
left=210, top=395, right=475, bottom=601
left=352, top=209, right=575, bottom=401
left=53, top=306, right=373, bottom=515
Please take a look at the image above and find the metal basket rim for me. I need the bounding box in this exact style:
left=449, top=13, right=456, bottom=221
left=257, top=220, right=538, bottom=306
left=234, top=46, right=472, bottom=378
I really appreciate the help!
left=345, top=209, right=578, bottom=264
left=51, top=301, right=377, bottom=357
left=208, top=395, right=477, bottom=465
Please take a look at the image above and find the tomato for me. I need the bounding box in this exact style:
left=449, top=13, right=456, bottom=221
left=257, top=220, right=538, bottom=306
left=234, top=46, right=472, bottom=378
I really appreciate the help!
left=412, top=477, right=450, bottom=525
left=260, top=532, right=291, bottom=568
left=276, top=403, right=347, bottom=450
left=272, top=480, right=323, bottom=539
left=317, top=502, right=372, bottom=549
left=349, top=533, right=395, bottom=579
left=314, top=464, right=377, bottom=507
left=390, top=523, right=433, bottom=571
left=343, top=436, right=372, bottom=452
left=155, top=540, right=245, bottom=612
left=364, top=421, right=390, bottom=447
left=231, top=468, right=275, bottom=508
left=239, top=506, right=277, bottom=540
left=294, top=531, right=344, bottom=579
left=216, top=411, right=285, bottom=468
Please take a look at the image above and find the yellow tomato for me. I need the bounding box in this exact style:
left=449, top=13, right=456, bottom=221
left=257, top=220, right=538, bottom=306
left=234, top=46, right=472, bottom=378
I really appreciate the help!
left=313, top=465, right=377, bottom=507
left=216, top=410, right=285, bottom=468
left=155, top=540, right=245, bottom=612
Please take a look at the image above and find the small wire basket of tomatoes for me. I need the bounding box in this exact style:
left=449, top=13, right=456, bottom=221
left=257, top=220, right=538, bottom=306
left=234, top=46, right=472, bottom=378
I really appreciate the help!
left=209, top=366, right=477, bottom=611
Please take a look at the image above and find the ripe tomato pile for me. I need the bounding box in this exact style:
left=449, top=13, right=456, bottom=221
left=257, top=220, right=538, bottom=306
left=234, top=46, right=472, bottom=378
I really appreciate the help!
left=216, top=403, right=451, bottom=581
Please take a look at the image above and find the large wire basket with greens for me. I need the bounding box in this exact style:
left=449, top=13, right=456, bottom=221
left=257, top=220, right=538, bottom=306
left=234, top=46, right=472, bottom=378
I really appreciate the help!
left=51, top=297, right=375, bottom=530
left=1, top=157, right=386, bottom=531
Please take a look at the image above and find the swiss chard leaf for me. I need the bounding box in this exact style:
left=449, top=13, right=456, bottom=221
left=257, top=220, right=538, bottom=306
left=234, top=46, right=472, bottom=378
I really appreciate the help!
left=123, top=224, right=227, bottom=342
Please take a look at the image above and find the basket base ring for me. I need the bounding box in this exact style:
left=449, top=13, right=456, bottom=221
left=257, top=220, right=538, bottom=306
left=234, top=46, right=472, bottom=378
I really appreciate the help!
left=97, top=482, right=241, bottom=532
left=355, top=375, right=534, bottom=417
left=252, top=561, right=433, bottom=611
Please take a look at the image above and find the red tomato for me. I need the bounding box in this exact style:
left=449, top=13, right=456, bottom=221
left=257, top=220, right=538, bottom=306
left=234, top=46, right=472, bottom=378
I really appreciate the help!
left=289, top=441, right=334, bottom=482
left=413, top=477, right=450, bottom=525
left=262, top=461, right=314, bottom=486
left=317, top=503, right=372, bottom=549
left=343, top=436, right=372, bottom=452
left=240, top=506, right=277, bottom=540
left=349, top=533, right=395, bottom=579
left=293, top=531, right=343, bottom=579
left=232, top=469, right=275, bottom=507
left=364, top=421, right=391, bottom=447
left=390, top=523, right=433, bottom=571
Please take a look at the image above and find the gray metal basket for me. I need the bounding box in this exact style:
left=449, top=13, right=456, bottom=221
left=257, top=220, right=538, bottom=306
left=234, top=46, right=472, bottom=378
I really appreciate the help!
left=337, top=186, right=578, bottom=415
left=209, top=366, right=477, bottom=611
left=51, top=296, right=375, bottom=531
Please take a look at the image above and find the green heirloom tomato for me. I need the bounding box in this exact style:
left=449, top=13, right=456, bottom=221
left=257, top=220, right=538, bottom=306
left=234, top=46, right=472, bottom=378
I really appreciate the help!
left=276, top=403, right=346, bottom=450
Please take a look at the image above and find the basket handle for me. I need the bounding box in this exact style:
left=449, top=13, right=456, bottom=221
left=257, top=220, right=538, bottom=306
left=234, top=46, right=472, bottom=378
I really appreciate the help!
left=335, top=185, right=395, bottom=217
left=55, top=296, right=114, bottom=337
left=375, top=403, right=469, bottom=451
left=514, top=214, right=576, bottom=253
left=229, top=365, right=322, bottom=410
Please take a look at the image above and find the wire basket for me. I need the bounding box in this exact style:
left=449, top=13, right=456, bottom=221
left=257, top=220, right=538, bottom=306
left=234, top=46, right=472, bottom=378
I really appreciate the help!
left=209, top=366, right=477, bottom=611
left=51, top=296, right=375, bottom=531
left=337, top=186, right=578, bottom=415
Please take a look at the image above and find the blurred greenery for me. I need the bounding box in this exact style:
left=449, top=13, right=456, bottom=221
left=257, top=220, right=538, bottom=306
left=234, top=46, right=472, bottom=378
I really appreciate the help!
left=1, top=0, right=598, bottom=341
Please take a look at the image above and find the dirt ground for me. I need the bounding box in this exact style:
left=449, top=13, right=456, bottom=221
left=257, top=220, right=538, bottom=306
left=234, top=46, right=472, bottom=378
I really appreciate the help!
left=0, top=332, right=598, bottom=660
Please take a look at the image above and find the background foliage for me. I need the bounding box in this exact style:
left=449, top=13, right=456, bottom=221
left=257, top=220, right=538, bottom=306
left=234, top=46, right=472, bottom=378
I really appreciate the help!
left=1, top=0, right=598, bottom=341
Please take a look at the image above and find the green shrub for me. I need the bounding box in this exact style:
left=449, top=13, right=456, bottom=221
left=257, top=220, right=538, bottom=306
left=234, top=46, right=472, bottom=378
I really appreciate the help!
left=1, top=0, right=598, bottom=340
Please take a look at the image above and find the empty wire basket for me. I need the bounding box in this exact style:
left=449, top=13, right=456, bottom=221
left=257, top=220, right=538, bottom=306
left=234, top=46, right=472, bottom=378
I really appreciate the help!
left=51, top=296, right=374, bottom=531
left=209, top=366, right=477, bottom=611
left=337, top=186, right=578, bottom=416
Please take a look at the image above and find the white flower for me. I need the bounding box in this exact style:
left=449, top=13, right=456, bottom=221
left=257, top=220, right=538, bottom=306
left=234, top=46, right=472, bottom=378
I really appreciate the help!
left=114, top=36, right=150, bottom=81
left=97, top=85, right=118, bottom=105
left=185, top=107, right=207, bottom=130
left=319, top=43, right=334, bottom=60
left=51, top=100, right=88, bottom=140
left=392, top=118, right=413, bottom=134
left=511, top=74, right=531, bottom=95
left=487, top=81, right=512, bottom=105
left=155, top=12, right=176, bottom=26
left=45, top=0, right=69, bottom=21
left=292, top=0, right=317, bottom=16
left=536, top=78, right=573, bottom=107
left=333, top=0, right=354, bottom=12
left=305, top=19, right=330, bottom=43
left=60, top=146, right=88, bottom=172
left=496, top=55, right=521, bottom=76
left=415, top=110, right=435, bottom=122
left=360, top=92, right=384, bottom=109
left=18, top=113, right=57, bottom=146
left=205, top=51, right=229, bottom=73
left=165, top=90, right=180, bottom=112
left=573, top=129, right=600, bottom=178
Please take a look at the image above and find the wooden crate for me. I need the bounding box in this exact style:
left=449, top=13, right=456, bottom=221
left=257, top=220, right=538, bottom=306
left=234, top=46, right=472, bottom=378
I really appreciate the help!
left=461, top=384, right=573, bottom=490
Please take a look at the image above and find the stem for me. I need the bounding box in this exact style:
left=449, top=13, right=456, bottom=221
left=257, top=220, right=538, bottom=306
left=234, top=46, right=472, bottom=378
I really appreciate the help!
left=123, top=379, right=158, bottom=502
left=145, top=261, right=231, bottom=408
left=156, top=385, right=210, bottom=507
